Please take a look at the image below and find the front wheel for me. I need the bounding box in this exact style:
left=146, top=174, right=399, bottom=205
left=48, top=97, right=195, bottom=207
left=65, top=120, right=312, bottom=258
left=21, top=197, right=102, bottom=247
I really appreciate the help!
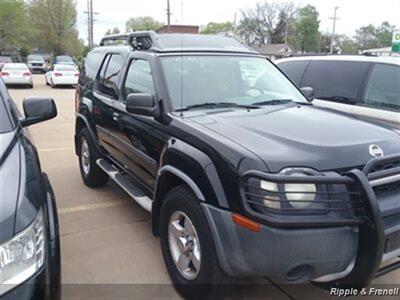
left=159, top=185, right=232, bottom=299
left=77, top=128, right=108, bottom=187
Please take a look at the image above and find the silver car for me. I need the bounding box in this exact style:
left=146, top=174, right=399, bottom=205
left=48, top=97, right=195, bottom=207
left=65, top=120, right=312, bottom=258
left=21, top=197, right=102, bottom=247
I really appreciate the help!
left=276, top=55, right=400, bottom=128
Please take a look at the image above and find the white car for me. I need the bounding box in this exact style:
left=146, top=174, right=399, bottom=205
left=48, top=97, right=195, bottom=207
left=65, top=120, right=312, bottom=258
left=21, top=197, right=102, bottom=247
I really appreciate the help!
left=0, top=63, right=33, bottom=88
left=45, top=64, right=79, bottom=88
left=276, top=55, right=400, bottom=128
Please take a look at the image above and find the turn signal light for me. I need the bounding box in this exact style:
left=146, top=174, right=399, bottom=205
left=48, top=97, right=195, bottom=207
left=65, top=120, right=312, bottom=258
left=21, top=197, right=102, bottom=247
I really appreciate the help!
left=232, top=213, right=261, bottom=233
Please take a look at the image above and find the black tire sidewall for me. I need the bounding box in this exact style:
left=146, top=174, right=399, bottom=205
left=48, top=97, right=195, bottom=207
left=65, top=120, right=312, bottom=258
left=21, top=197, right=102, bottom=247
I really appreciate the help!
left=160, top=186, right=224, bottom=292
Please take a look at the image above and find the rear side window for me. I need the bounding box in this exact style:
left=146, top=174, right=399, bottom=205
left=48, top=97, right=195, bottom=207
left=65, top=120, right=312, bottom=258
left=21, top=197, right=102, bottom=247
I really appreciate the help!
left=97, top=53, right=124, bottom=98
left=277, top=60, right=309, bottom=86
left=363, top=63, right=400, bottom=111
left=83, top=51, right=102, bottom=80
left=301, top=60, right=369, bottom=99
left=123, top=60, right=155, bottom=99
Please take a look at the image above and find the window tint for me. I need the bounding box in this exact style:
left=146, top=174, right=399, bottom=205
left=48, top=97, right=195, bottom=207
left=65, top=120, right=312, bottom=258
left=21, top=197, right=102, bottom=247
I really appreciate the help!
left=301, top=60, right=369, bottom=99
left=363, top=63, right=400, bottom=111
left=97, top=54, right=123, bottom=97
left=0, top=94, right=13, bottom=133
left=277, top=60, right=309, bottom=86
left=123, top=60, right=155, bottom=98
left=84, top=51, right=103, bottom=80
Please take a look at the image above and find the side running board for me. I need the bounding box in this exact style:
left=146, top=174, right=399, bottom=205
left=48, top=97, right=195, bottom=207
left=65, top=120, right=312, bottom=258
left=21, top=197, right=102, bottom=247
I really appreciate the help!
left=96, top=158, right=152, bottom=212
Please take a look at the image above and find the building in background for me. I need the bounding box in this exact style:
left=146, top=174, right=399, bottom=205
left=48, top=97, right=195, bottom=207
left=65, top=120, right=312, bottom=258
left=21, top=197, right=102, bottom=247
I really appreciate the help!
left=156, top=25, right=199, bottom=34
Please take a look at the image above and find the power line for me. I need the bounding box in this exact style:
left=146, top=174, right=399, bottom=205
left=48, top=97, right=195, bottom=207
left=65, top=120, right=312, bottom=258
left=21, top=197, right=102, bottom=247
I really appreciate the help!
left=329, top=6, right=339, bottom=54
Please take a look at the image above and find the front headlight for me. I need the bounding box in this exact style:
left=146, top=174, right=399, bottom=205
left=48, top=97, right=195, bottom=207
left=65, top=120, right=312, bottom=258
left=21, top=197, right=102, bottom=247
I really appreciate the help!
left=0, top=210, right=45, bottom=296
left=284, top=172, right=316, bottom=209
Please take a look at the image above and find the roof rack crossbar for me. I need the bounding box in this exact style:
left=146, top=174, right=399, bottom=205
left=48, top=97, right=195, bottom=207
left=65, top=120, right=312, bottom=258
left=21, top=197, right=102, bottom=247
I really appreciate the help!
left=99, top=31, right=159, bottom=51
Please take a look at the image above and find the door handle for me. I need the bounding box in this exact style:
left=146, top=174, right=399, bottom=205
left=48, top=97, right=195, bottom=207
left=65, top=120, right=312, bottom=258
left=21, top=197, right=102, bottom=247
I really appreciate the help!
left=112, top=112, right=120, bottom=121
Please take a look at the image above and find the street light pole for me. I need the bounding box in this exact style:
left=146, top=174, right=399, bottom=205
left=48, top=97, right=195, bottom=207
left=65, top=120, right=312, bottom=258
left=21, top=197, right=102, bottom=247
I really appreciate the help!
left=330, top=6, right=339, bottom=54
left=167, top=0, right=171, bottom=30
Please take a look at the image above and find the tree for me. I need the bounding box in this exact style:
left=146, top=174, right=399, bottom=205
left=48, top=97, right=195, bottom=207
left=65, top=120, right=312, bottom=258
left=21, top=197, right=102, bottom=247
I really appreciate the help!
left=339, top=37, right=358, bottom=54
left=201, top=22, right=235, bottom=34
left=237, top=1, right=297, bottom=45
left=125, top=17, right=163, bottom=32
left=376, top=21, right=395, bottom=47
left=354, top=25, right=380, bottom=50
left=290, top=5, right=320, bottom=52
left=105, top=27, right=121, bottom=35
left=0, top=0, right=30, bottom=54
left=354, top=22, right=396, bottom=50
left=28, top=0, right=79, bottom=56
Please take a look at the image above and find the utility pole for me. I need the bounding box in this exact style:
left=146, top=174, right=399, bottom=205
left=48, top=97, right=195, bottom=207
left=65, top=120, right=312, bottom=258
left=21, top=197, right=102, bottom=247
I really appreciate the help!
left=84, top=0, right=98, bottom=49
left=329, top=6, right=339, bottom=54
left=167, top=0, right=171, bottom=31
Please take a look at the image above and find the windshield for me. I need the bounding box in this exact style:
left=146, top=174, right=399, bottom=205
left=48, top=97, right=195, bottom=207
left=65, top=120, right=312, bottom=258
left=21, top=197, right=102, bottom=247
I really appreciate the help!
left=160, top=55, right=307, bottom=110
left=56, top=56, right=73, bottom=62
left=55, top=65, right=76, bottom=71
left=27, top=55, right=44, bottom=62
left=3, top=64, right=28, bottom=71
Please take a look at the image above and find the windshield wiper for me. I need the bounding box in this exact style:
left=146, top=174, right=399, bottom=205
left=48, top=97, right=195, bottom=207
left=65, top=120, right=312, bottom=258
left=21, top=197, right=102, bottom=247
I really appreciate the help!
left=176, top=102, right=259, bottom=112
left=252, top=99, right=294, bottom=106
left=318, top=96, right=359, bottom=105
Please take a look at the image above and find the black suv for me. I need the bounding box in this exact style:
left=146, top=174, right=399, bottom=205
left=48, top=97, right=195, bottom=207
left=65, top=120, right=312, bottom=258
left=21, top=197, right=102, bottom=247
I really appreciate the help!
left=0, top=79, right=60, bottom=299
left=75, top=32, right=400, bottom=297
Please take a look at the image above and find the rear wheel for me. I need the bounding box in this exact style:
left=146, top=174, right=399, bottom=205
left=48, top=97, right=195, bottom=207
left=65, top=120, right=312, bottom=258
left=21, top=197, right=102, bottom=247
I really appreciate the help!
left=160, top=185, right=232, bottom=299
left=77, top=128, right=108, bottom=187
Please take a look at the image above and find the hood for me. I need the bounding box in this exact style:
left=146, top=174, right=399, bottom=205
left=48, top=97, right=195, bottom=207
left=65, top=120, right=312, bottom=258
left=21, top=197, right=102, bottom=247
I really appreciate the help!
left=0, top=132, right=21, bottom=243
left=189, top=104, right=400, bottom=172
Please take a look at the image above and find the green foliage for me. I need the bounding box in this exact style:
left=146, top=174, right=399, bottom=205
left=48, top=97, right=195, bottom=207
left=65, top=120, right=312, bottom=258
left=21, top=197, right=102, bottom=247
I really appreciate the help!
left=27, top=0, right=80, bottom=56
left=0, top=0, right=30, bottom=54
left=125, top=17, right=163, bottom=32
left=354, top=22, right=395, bottom=50
left=290, top=5, right=320, bottom=52
left=201, top=22, right=235, bottom=34
left=105, top=27, right=121, bottom=35
left=237, top=2, right=297, bottom=45
left=339, top=37, right=358, bottom=54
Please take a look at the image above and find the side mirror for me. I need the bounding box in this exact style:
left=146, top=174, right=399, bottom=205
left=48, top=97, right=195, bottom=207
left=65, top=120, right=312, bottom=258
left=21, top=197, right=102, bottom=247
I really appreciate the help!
left=21, top=97, right=57, bottom=127
left=300, top=87, right=315, bottom=102
left=126, top=93, right=158, bottom=117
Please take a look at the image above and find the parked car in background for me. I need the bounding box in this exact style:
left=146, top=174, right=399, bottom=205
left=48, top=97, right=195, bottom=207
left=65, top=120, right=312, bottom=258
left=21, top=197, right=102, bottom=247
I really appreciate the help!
left=0, top=56, right=13, bottom=71
left=0, top=79, right=60, bottom=299
left=45, top=64, right=79, bottom=88
left=27, top=54, right=48, bottom=73
left=0, top=63, right=33, bottom=88
left=54, top=55, right=76, bottom=67
left=276, top=55, right=400, bottom=128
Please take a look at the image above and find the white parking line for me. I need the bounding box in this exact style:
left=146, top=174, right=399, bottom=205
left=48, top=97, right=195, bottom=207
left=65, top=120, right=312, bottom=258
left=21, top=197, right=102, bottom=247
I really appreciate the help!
left=38, top=147, right=73, bottom=152
left=58, top=200, right=128, bottom=215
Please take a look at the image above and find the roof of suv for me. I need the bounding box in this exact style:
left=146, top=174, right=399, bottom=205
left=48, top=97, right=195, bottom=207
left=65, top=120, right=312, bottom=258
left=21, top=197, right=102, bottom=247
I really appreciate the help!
left=98, top=32, right=258, bottom=54
left=276, top=55, right=400, bottom=66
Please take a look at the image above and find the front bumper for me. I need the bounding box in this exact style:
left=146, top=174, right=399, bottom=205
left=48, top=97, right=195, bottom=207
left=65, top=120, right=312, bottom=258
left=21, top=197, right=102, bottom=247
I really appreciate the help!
left=1, top=174, right=61, bottom=300
left=204, top=154, right=400, bottom=286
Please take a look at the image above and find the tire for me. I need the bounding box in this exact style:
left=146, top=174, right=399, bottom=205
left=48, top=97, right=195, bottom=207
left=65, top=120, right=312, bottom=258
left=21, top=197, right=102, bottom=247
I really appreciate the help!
left=50, top=80, right=55, bottom=88
left=77, top=128, right=108, bottom=187
left=159, top=185, right=232, bottom=299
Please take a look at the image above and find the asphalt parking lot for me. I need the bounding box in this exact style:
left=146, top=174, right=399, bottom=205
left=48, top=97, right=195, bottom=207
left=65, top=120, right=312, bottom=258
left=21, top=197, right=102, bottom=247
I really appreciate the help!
left=7, top=74, right=400, bottom=299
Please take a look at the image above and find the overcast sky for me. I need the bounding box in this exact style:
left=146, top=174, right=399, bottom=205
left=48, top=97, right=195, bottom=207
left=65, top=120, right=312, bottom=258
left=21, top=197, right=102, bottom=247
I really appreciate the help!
left=76, top=0, right=400, bottom=44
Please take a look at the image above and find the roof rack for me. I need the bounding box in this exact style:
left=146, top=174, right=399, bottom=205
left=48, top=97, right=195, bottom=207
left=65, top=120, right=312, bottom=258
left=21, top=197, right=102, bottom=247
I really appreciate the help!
left=99, top=31, right=159, bottom=51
